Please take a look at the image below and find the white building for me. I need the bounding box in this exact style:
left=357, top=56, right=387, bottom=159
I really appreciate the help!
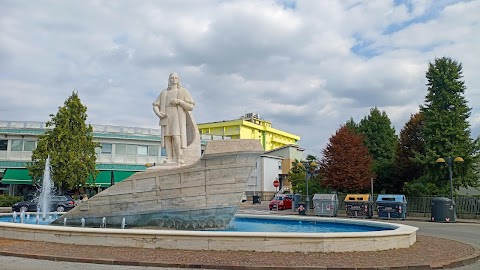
left=245, top=145, right=305, bottom=201
left=0, top=120, right=164, bottom=197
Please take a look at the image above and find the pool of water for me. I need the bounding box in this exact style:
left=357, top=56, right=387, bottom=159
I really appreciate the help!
left=1, top=215, right=392, bottom=233
left=2, top=214, right=57, bottom=225
left=225, top=217, right=392, bottom=232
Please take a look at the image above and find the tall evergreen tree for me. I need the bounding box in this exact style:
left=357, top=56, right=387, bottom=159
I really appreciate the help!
left=358, top=107, right=397, bottom=193
left=392, top=112, right=425, bottom=193
left=320, top=125, right=374, bottom=192
left=419, top=57, right=479, bottom=192
left=345, top=117, right=359, bottom=133
left=27, top=91, right=99, bottom=194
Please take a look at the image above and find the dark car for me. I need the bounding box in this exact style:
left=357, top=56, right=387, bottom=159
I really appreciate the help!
left=12, top=195, right=76, bottom=212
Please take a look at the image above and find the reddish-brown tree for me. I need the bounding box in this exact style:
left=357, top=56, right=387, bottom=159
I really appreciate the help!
left=392, top=112, right=425, bottom=192
left=320, top=125, right=374, bottom=192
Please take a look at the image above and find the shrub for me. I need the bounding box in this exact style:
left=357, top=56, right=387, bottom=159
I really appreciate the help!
left=0, top=195, right=24, bottom=207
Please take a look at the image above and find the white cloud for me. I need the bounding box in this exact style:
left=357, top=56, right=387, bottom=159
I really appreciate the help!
left=1, top=0, right=479, bottom=157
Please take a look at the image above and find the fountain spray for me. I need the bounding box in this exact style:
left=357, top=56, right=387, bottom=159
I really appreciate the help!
left=38, top=156, right=54, bottom=221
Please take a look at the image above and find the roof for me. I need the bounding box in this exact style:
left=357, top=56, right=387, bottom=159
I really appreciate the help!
left=264, top=144, right=305, bottom=154
left=260, top=154, right=283, bottom=160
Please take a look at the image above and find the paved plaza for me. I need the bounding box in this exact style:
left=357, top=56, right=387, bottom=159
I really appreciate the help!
left=0, top=203, right=478, bottom=270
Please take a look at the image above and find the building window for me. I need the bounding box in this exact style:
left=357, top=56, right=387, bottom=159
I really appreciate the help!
left=115, top=144, right=126, bottom=155
left=126, top=144, right=137, bottom=155
left=24, top=140, right=36, bottom=151
left=148, top=145, right=158, bottom=156
left=0, top=140, right=7, bottom=151
left=137, top=145, right=148, bottom=156
left=101, top=143, right=112, bottom=154
left=278, top=161, right=282, bottom=170
left=11, top=140, right=23, bottom=151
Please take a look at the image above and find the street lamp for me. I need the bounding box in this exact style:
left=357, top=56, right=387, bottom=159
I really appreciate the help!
left=436, top=156, right=464, bottom=203
left=299, top=160, right=317, bottom=212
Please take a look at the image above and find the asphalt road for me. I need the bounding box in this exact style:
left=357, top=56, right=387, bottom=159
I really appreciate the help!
left=394, top=220, right=480, bottom=270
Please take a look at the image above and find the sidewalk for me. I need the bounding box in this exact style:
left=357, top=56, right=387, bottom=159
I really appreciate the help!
left=0, top=235, right=478, bottom=270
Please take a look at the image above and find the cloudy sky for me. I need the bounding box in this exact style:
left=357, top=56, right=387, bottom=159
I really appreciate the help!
left=1, top=0, right=479, bottom=156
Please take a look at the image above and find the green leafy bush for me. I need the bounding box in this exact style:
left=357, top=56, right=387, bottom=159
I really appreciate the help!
left=0, top=195, right=24, bottom=207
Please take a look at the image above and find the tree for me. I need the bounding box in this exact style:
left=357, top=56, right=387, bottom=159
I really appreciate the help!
left=392, top=112, right=425, bottom=193
left=345, top=117, right=359, bottom=133
left=320, top=125, right=374, bottom=192
left=419, top=57, right=480, bottom=193
left=287, top=155, right=330, bottom=195
left=358, top=107, right=397, bottom=193
left=287, top=158, right=306, bottom=193
left=27, top=91, right=99, bottom=194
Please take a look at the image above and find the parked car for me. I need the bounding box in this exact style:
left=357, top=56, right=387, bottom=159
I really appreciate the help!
left=269, top=194, right=293, bottom=210
left=12, top=195, right=76, bottom=212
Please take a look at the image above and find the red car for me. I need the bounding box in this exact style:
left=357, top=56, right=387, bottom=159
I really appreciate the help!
left=269, top=195, right=293, bottom=210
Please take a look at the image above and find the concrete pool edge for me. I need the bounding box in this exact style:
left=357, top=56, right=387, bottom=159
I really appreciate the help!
left=0, top=213, right=418, bottom=252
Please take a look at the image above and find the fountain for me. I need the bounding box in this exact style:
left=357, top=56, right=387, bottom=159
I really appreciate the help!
left=20, top=211, right=25, bottom=223
left=38, top=157, right=54, bottom=220
left=0, top=212, right=418, bottom=252
left=121, top=218, right=126, bottom=229
left=81, top=218, right=85, bottom=227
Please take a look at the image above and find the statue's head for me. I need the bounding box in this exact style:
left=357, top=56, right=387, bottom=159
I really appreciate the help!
left=168, top=72, right=181, bottom=88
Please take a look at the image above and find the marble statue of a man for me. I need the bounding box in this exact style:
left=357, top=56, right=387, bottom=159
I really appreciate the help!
left=153, top=73, right=196, bottom=164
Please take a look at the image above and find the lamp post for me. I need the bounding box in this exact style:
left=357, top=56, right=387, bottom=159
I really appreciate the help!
left=300, top=160, right=317, bottom=212
left=436, top=156, right=464, bottom=203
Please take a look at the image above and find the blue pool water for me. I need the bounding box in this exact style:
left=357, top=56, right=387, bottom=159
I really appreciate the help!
left=1, top=214, right=55, bottom=225
left=1, top=215, right=392, bottom=233
left=225, top=217, right=392, bottom=233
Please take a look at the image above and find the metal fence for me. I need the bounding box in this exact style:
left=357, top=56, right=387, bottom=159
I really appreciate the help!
left=261, top=193, right=480, bottom=219
left=335, top=194, right=480, bottom=219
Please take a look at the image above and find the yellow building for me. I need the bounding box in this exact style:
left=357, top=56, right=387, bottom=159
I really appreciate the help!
left=198, top=113, right=300, bottom=151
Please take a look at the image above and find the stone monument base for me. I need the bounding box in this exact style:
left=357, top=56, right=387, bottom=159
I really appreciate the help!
left=52, top=139, right=264, bottom=230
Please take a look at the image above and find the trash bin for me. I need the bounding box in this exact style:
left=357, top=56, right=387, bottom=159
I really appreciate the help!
left=298, top=203, right=306, bottom=215
left=252, top=195, right=261, bottom=205
left=376, top=194, right=407, bottom=219
left=345, top=194, right=373, bottom=218
left=292, top=194, right=302, bottom=210
left=313, top=194, right=339, bottom=217
left=431, top=197, right=456, bottom=222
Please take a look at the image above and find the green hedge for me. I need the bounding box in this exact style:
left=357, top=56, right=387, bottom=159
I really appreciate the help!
left=0, top=195, right=24, bottom=207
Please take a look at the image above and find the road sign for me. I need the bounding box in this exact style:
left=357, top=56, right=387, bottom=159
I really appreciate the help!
left=273, top=179, right=280, bottom=188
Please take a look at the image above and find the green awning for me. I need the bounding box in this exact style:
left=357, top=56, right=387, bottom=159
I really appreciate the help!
left=1, top=169, right=33, bottom=184
left=113, top=171, right=136, bottom=183
left=2, top=169, right=139, bottom=187
left=87, top=170, right=112, bottom=188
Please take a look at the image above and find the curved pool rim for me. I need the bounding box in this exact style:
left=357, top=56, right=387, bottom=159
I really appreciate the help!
left=0, top=213, right=418, bottom=252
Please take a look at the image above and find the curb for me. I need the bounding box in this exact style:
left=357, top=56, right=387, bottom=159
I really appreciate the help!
left=430, top=249, right=480, bottom=269
left=0, top=247, right=478, bottom=270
